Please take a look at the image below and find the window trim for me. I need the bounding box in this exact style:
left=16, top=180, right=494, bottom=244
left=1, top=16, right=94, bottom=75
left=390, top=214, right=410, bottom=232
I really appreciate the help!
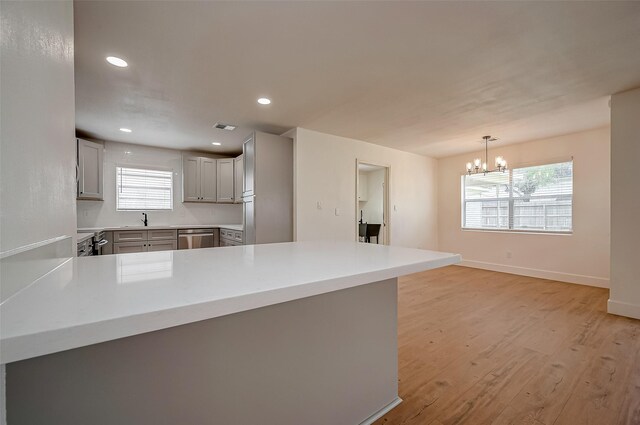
left=116, top=165, right=174, bottom=211
left=461, top=159, right=574, bottom=235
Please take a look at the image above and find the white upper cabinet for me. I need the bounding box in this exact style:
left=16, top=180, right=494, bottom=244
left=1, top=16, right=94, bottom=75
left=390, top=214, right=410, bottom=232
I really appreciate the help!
left=234, top=154, right=243, bottom=203
left=358, top=173, right=368, bottom=202
left=182, top=155, right=217, bottom=203
left=77, top=138, right=104, bottom=200
left=216, top=158, right=234, bottom=203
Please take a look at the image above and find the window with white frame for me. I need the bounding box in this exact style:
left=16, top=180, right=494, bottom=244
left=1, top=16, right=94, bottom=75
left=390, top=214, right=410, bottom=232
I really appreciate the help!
left=116, top=166, right=173, bottom=211
left=462, top=161, right=573, bottom=233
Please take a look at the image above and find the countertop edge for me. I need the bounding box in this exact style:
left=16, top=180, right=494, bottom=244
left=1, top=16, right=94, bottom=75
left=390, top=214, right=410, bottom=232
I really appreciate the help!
left=78, top=224, right=244, bottom=232
left=0, top=253, right=460, bottom=364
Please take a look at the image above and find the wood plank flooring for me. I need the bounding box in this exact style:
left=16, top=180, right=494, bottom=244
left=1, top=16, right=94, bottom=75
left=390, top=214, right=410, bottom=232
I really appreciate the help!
left=375, top=266, right=640, bottom=425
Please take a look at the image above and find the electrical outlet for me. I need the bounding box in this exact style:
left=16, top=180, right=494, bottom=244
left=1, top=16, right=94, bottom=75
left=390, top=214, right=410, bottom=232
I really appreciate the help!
left=317, top=201, right=322, bottom=210
left=506, top=251, right=512, bottom=259
left=335, top=208, right=340, bottom=216
left=394, top=204, right=398, bottom=212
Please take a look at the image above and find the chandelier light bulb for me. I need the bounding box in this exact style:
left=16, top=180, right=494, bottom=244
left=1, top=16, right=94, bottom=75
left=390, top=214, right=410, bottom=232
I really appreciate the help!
left=482, top=162, right=487, bottom=171
left=495, top=156, right=503, bottom=166
left=466, top=162, right=472, bottom=171
left=474, top=158, right=481, bottom=168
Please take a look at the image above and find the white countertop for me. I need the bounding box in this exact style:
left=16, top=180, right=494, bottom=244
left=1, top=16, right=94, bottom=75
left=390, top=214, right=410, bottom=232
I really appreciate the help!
left=78, top=224, right=243, bottom=232
left=0, top=241, right=460, bottom=364
left=76, top=233, right=93, bottom=243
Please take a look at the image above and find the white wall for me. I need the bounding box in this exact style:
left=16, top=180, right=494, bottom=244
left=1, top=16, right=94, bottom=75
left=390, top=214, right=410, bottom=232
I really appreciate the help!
left=609, top=87, right=640, bottom=319
left=438, top=127, right=610, bottom=287
left=294, top=128, right=438, bottom=250
left=77, top=141, right=242, bottom=228
left=0, top=0, right=77, bottom=253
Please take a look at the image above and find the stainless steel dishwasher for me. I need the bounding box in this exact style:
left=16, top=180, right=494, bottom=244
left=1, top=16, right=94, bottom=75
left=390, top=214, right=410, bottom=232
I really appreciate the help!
left=178, top=228, right=218, bottom=250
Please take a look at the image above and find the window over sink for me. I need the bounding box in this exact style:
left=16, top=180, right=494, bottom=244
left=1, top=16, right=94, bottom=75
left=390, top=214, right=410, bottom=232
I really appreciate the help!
left=116, top=166, right=173, bottom=211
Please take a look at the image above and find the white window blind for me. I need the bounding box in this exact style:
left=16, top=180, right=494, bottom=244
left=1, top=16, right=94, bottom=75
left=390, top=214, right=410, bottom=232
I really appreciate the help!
left=462, top=161, right=573, bottom=233
left=116, top=166, right=173, bottom=211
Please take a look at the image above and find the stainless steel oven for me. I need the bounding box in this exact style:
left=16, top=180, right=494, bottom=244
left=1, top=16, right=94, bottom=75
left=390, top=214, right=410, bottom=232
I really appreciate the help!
left=92, top=231, right=108, bottom=255
left=178, top=229, right=218, bottom=250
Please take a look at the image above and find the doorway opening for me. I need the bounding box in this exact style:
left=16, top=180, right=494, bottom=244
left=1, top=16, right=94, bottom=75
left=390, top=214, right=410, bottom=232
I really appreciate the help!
left=356, top=160, right=390, bottom=245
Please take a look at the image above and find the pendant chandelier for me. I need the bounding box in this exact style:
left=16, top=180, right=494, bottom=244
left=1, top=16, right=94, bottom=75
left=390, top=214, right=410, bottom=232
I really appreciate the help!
left=466, top=135, right=507, bottom=175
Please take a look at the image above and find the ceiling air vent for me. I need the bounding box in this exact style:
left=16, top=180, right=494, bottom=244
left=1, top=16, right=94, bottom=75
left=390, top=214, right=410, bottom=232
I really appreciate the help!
left=213, top=123, right=237, bottom=131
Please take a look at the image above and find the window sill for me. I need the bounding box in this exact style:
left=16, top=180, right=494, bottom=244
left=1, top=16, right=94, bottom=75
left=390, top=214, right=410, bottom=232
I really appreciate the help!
left=461, top=228, right=573, bottom=236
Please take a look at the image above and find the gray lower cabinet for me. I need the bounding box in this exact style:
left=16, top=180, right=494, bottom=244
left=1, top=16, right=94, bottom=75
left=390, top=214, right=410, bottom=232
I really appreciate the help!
left=113, top=241, right=147, bottom=254
left=220, top=228, right=243, bottom=247
left=112, top=230, right=177, bottom=254
left=147, top=240, right=178, bottom=252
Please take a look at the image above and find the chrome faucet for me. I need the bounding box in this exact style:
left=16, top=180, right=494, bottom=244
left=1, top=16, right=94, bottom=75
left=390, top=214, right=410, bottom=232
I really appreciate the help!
left=141, top=212, right=148, bottom=227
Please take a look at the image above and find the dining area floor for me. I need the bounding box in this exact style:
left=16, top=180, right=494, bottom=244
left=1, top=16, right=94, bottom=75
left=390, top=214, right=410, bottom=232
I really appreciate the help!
left=375, top=266, right=640, bottom=425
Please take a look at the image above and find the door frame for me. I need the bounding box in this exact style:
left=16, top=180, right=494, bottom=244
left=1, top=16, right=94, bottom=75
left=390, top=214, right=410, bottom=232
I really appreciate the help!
left=355, top=159, right=391, bottom=245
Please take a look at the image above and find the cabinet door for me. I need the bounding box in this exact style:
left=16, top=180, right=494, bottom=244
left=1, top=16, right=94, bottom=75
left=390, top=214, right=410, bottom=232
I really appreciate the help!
left=113, top=242, right=147, bottom=254
left=183, top=155, right=201, bottom=202
left=234, top=155, right=243, bottom=203
left=147, top=240, right=177, bottom=252
left=216, top=159, right=234, bottom=203
left=200, top=157, right=217, bottom=202
left=242, top=134, right=255, bottom=197
left=77, top=139, right=104, bottom=200
left=243, top=196, right=255, bottom=245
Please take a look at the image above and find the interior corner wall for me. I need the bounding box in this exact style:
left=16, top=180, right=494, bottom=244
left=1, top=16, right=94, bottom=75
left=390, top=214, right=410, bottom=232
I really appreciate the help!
left=437, top=127, right=611, bottom=288
left=0, top=0, right=77, bottom=253
left=76, top=141, right=242, bottom=228
left=294, top=128, right=438, bottom=250
left=609, top=87, right=640, bottom=319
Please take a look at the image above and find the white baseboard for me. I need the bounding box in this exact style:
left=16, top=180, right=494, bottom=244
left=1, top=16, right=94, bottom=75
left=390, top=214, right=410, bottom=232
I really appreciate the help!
left=459, top=260, right=609, bottom=288
left=608, top=299, right=640, bottom=320
left=360, top=397, right=402, bottom=425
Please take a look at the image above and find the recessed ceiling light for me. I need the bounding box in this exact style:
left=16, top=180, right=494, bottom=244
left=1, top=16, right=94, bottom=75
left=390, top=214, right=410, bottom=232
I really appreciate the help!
left=257, top=97, right=271, bottom=105
left=119, top=128, right=132, bottom=133
left=106, top=56, right=128, bottom=68
left=211, top=142, right=221, bottom=146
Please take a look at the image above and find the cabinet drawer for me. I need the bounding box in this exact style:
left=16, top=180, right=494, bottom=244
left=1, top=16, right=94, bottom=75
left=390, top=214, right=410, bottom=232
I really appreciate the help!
left=147, top=240, right=177, bottom=252
left=220, top=239, right=241, bottom=247
left=148, top=229, right=177, bottom=241
left=113, top=230, right=148, bottom=243
left=113, top=241, right=147, bottom=254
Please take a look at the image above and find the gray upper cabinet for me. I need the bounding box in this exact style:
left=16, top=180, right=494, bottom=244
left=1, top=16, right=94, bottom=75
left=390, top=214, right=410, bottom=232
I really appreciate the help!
left=200, top=157, right=217, bottom=202
left=242, top=135, right=255, bottom=198
left=77, top=138, right=104, bottom=200
left=183, top=155, right=217, bottom=203
left=234, top=154, right=243, bottom=203
left=216, top=158, right=235, bottom=203
left=182, top=156, right=201, bottom=202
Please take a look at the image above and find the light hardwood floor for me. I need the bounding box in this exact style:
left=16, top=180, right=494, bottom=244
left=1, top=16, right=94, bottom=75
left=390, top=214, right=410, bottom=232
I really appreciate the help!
left=375, top=266, right=640, bottom=425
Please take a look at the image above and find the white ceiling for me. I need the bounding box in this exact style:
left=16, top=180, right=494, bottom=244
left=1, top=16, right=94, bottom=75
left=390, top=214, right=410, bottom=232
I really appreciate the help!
left=74, top=1, right=640, bottom=158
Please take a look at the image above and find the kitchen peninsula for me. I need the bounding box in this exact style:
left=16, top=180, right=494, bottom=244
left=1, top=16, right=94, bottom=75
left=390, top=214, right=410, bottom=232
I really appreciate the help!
left=1, top=241, right=459, bottom=425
